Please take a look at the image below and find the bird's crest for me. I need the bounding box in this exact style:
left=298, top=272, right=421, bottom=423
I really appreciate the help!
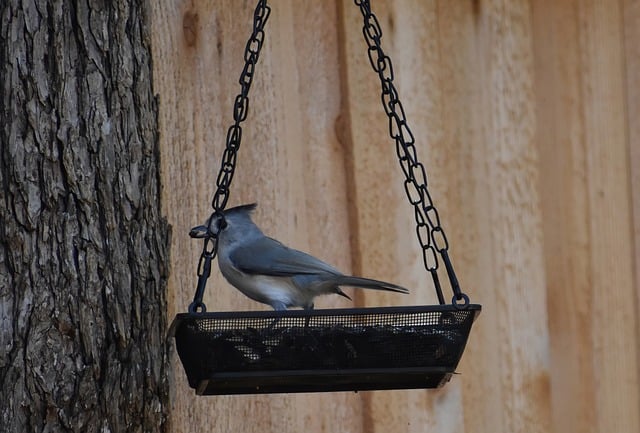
left=225, top=203, right=258, bottom=215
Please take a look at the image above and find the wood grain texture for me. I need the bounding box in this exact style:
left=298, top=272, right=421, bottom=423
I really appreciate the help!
left=623, top=0, right=640, bottom=387
left=150, top=0, right=639, bottom=432
left=477, top=1, right=553, bottom=431
left=532, top=2, right=597, bottom=432
left=534, top=0, right=640, bottom=432
left=579, top=2, right=640, bottom=432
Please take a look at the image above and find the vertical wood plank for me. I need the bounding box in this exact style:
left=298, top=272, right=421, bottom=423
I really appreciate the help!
left=534, top=0, right=640, bottom=432
left=468, top=1, right=552, bottom=432
left=580, top=1, right=640, bottom=432
left=532, top=2, right=597, bottom=432
left=623, top=0, right=640, bottom=386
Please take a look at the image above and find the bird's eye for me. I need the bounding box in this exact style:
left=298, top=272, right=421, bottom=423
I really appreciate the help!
left=217, top=216, right=228, bottom=231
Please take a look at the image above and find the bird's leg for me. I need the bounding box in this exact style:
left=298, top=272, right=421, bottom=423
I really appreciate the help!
left=267, top=302, right=287, bottom=330
left=303, top=303, right=314, bottom=328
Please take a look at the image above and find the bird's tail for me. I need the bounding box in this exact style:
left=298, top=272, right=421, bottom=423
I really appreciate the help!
left=333, top=276, right=409, bottom=295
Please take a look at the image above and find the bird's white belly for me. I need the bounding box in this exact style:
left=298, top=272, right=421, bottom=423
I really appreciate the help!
left=220, top=263, right=306, bottom=308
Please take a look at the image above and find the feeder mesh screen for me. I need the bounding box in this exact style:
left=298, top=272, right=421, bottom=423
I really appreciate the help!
left=174, top=307, right=477, bottom=389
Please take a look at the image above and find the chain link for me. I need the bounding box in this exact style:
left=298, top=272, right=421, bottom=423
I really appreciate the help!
left=211, top=0, right=271, bottom=212
left=354, top=0, right=467, bottom=305
left=190, top=0, right=271, bottom=313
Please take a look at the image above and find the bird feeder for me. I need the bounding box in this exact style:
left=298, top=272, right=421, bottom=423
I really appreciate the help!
left=170, top=0, right=481, bottom=395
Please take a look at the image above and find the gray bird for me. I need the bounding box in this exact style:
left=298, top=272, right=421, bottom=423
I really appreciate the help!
left=189, top=203, right=409, bottom=311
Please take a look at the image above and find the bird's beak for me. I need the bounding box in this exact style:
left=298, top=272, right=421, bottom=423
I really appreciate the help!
left=189, top=225, right=211, bottom=239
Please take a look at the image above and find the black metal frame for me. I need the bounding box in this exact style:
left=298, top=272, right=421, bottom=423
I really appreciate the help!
left=170, top=304, right=481, bottom=395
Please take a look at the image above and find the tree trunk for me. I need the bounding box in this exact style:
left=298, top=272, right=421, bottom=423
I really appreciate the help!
left=0, top=1, right=170, bottom=432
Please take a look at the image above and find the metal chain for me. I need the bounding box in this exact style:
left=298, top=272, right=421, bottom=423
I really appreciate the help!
left=212, top=0, right=271, bottom=212
left=189, top=0, right=271, bottom=313
left=354, top=0, right=469, bottom=306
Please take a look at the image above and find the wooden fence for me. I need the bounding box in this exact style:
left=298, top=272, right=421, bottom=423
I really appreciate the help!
left=150, top=1, right=640, bottom=432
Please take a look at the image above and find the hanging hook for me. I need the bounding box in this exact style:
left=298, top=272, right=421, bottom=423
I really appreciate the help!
left=441, top=249, right=470, bottom=309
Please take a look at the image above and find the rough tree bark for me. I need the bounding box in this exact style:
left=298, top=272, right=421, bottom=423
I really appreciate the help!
left=0, top=1, right=170, bottom=432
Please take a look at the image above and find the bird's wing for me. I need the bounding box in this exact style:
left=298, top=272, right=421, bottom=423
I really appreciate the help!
left=229, top=236, right=341, bottom=277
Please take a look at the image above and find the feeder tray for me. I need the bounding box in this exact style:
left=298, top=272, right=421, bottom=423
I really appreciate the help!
left=170, top=304, right=480, bottom=395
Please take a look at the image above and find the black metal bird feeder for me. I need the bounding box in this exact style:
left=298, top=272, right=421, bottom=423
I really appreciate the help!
left=170, top=0, right=481, bottom=395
